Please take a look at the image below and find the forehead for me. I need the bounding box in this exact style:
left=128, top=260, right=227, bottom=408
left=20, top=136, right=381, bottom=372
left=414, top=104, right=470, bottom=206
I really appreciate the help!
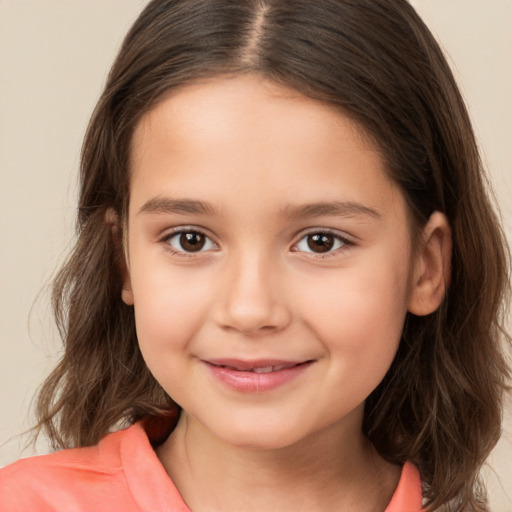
left=129, top=74, right=403, bottom=222
left=131, top=74, right=378, bottom=170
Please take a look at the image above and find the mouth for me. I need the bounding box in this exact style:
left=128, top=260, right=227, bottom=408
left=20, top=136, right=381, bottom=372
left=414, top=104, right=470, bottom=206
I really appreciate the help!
left=205, top=359, right=311, bottom=373
left=203, top=359, right=314, bottom=392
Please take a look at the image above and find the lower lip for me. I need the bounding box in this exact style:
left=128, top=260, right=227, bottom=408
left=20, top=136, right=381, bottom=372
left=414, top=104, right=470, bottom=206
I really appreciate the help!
left=204, top=362, right=312, bottom=393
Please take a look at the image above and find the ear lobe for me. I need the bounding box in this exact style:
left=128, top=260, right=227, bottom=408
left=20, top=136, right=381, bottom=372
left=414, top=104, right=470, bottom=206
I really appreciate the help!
left=407, top=211, right=452, bottom=316
left=121, top=282, right=134, bottom=306
left=106, top=208, right=134, bottom=306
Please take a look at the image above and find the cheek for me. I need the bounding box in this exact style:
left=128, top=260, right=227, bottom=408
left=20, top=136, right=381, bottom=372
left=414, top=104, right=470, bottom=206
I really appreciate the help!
left=130, top=263, right=210, bottom=360
left=294, top=256, right=410, bottom=365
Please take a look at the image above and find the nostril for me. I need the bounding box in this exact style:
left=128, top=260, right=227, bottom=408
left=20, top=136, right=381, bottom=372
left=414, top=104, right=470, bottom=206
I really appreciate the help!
left=212, top=264, right=292, bottom=334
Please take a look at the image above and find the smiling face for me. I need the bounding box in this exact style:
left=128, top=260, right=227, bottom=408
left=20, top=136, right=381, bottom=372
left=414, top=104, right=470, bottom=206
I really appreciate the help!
left=122, top=74, right=429, bottom=450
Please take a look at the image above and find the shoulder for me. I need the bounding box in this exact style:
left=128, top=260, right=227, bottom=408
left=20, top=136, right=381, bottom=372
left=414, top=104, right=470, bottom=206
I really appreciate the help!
left=0, top=425, right=140, bottom=512
left=0, top=417, right=186, bottom=512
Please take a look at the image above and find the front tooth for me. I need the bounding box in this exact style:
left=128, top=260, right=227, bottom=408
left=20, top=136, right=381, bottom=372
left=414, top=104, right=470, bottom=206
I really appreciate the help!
left=253, top=366, right=274, bottom=374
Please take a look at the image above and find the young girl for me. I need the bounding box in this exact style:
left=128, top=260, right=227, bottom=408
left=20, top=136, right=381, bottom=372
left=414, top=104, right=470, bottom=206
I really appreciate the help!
left=1, top=1, right=510, bottom=511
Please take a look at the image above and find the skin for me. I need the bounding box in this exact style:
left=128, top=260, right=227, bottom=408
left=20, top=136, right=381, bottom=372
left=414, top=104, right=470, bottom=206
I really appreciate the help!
left=121, top=74, right=451, bottom=512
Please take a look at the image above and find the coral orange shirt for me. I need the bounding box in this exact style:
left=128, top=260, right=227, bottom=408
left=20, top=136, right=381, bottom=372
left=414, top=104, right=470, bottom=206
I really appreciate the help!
left=1, top=421, right=422, bottom=511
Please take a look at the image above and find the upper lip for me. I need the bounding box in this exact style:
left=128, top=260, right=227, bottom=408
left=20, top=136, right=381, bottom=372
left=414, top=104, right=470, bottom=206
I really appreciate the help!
left=204, top=358, right=311, bottom=371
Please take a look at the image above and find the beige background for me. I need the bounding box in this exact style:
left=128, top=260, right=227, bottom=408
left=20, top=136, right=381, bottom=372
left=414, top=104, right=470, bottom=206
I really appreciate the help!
left=1, top=1, right=511, bottom=509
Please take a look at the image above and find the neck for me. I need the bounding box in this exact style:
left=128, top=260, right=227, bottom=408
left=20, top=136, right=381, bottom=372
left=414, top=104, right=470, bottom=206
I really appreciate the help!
left=156, top=411, right=400, bottom=512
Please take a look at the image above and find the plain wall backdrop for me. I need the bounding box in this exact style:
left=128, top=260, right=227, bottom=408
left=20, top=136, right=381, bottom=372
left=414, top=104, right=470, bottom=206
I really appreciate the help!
left=1, top=1, right=511, bottom=510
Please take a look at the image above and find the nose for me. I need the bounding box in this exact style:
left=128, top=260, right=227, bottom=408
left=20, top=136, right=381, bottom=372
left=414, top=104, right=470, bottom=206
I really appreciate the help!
left=213, top=251, right=292, bottom=335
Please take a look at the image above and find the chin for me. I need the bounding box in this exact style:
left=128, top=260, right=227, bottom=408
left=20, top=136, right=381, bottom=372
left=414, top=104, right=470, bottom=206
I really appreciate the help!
left=206, top=412, right=318, bottom=452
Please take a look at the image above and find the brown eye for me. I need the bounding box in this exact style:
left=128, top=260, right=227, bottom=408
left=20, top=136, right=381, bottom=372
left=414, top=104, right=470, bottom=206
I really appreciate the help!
left=180, top=232, right=205, bottom=252
left=166, top=230, right=216, bottom=254
left=307, top=233, right=335, bottom=253
left=295, top=231, right=346, bottom=254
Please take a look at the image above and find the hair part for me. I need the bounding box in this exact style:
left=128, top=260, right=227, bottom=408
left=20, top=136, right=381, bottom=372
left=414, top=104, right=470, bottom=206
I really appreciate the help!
left=35, top=1, right=511, bottom=510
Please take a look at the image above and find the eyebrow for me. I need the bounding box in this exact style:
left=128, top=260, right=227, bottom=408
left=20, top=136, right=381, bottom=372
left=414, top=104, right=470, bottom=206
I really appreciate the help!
left=138, top=197, right=220, bottom=216
left=280, top=201, right=381, bottom=220
left=138, top=197, right=380, bottom=220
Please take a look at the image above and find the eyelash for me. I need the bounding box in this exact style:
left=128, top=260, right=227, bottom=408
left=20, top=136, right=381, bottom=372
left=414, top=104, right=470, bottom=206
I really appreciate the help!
left=160, top=227, right=217, bottom=258
left=292, top=228, right=353, bottom=258
left=159, top=227, right=353, bottom=258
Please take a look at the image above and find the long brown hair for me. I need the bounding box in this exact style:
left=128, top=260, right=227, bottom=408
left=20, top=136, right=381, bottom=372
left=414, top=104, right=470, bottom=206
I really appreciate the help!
left=36, top=1, right=511, bottom=510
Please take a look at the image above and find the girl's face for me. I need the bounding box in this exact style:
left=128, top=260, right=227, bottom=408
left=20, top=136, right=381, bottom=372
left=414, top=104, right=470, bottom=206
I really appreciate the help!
left=123, top=74, right=424, bottom=450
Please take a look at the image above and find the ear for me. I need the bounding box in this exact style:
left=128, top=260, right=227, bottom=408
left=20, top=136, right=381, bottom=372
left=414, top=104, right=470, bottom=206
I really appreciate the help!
left=121, top=268, right=135, bottom=306
left=106, top=208, right=134, bottom=306
left=407, top=211, right=452, bottom=316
